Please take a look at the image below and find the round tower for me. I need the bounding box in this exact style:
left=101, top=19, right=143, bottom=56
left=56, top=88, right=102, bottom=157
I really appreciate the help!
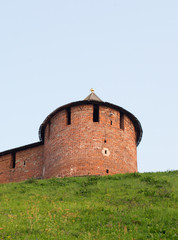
left=39, top=90, right=142, bottom=178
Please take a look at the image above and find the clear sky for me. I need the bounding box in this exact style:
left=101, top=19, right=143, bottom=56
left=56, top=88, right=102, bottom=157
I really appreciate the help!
left=0, top=1, right=177, bottom=172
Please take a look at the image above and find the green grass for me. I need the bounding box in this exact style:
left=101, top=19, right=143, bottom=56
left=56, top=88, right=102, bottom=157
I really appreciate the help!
left=0, top=171, right=177, bottom=240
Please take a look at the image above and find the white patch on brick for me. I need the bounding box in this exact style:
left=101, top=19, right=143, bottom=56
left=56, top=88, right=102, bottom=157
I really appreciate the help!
left=94, top=141, right=101, bottom=149
left=102, top=148, right=110, bottom=157
left=70, top=167, right=76, bottom=175
left=43, top=167, right=45, bottom=177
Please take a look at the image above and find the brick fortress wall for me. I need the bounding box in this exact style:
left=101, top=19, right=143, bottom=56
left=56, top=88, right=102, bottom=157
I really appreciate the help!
left=0, top=145, right=43, bottom=184
left=0, top=101, right=140, bottom=184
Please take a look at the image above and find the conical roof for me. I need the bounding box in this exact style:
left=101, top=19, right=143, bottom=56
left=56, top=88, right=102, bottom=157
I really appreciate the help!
left=84, top=89, right=103, bottom=102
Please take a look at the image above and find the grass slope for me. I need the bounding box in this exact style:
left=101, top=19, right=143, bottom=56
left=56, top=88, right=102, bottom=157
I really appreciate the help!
left=0, top=171, right=177, bottom=240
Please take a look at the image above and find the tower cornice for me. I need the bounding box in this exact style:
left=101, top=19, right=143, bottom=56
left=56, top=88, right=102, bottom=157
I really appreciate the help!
left=38, top=100, right=143, bottom=146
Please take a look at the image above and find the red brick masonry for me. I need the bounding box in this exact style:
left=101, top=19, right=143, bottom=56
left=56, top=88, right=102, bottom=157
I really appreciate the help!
left=0, top=100, right=142, bottom=184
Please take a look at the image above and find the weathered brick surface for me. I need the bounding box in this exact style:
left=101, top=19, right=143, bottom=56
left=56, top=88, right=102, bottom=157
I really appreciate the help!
left=0, top=145, right=43, bottom=184
left=43, top=104, right=137, bottom=178
left=0, top=102, right=140, bottom=184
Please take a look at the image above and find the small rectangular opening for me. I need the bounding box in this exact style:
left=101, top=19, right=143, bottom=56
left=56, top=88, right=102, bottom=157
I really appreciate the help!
left=110, top=120, right=112, bottom=125
left=66, top=107, right=71, bottom=125
left=48, top=120, right=51, bottom=139
left=120, top=112, right=124, bottom=130
left=12, top=152, right=16, bottom=168
left=93, top=104, right=99, bottom=122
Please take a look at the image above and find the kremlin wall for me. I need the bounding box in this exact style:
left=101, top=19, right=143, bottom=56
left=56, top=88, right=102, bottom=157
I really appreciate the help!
left=0, top=90, right=143, bottom=184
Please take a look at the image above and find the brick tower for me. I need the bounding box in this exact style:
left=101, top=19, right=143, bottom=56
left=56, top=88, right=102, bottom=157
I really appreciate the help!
left=40, top=89, right=143, bottom=178
left=0, top=90, right=143, bottom=183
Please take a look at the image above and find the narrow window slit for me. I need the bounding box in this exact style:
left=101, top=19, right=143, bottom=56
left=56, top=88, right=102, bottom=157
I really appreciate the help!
left=110, top=120, right=112, bottom=125
left=48, top=120, right=51, bottom=139
left=12, top=152, right=16, bottom=168
left=93, top=104, right=99, bottom=122
left=104, top=139, right=106, bottom=143
left=120, top=112, right=124, bottom=130
left=24, top=161, right=26, bottom=166
left=66, top=107, right=71, bottom=125
left=106, top=169, right=109, bottom=174
left=105, top=150, right=107, bottom=154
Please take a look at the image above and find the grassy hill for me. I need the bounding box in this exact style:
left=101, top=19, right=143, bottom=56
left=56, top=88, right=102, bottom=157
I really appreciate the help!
left=0, top=171, right=177, bottom=240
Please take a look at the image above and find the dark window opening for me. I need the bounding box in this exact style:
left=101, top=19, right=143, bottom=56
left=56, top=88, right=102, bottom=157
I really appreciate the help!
left=120, top=112, right=124, bottom=130
left=104, top=139, right=106, bottom=143
left=12, top=152, right=16, bottom=168
left=105, top=150, right=107, bottom=154
left=66, top=108, right=71, bottom=125
left=48, top=120, right=51, bottom=139
left=106, top=169, right=109, bottom=174
left=110, top=120, right=112, bottom=125
left=24, top=161, right=26, bottom=166
left=93, top=104, right=99, bottom=122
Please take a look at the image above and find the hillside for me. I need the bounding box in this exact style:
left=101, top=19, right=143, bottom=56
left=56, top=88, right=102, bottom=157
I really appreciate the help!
left=0, top=171, right=177, bottom=240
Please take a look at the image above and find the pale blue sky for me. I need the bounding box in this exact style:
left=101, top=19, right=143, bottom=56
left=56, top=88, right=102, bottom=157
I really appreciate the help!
left=0, top=1, right=177, bottom=172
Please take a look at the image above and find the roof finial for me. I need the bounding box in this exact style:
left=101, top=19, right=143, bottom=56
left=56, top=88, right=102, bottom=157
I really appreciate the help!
left=84, top=89, right=102, bottom=102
